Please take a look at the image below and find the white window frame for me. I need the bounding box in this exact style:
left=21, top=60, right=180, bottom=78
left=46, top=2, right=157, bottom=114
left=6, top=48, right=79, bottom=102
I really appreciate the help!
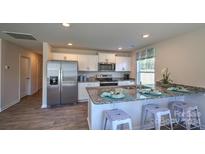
left=137, top=57, right=155, bottom=85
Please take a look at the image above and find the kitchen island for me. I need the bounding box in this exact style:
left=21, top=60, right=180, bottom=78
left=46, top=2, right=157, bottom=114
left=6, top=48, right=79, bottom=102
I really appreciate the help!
left=87, top=84, right=205, bottom=130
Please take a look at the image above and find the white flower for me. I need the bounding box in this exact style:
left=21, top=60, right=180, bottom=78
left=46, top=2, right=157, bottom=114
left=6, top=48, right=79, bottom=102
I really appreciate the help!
left=161, top=68, right=168, bottom=75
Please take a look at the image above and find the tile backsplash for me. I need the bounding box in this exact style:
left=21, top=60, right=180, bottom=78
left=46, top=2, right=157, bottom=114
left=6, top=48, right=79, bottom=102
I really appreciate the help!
left=78, top=71, right=129, bottom=78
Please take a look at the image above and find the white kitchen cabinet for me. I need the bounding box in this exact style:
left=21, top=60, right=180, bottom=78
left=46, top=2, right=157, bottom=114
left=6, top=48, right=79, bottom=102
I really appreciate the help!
left=52, top=53, right=63, bottom=60
left=65, top=54, right=78, bottom=61
left=52, top=53, right=78, bottom=61
left=78, top=55, right=98, bottom=71
left=78, top=55, right=88, bottom=71
left=78, top=82, right=100, bottom=101
left=98, top=53, right=116, bottom=63
left=118, top=80, right=135, bottom=86
left=87, top=55, right=98, bottom=71
left=115, top=56, right=131, bottom=71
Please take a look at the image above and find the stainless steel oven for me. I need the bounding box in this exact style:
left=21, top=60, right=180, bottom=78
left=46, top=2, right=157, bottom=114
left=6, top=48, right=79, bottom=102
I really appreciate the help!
left=100, top=81, right=118, bottom=86
left=98, top=63, right=115, bottom=71
left=96, top=74, right=118, bottom=86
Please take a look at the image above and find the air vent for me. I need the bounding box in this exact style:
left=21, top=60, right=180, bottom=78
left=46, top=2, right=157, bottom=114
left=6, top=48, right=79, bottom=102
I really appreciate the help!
left=2, top=31, right=37, bottom=40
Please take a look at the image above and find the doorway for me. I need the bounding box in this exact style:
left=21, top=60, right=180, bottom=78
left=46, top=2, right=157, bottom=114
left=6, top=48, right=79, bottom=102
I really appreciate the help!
left=20, top=56, right=31, bottom=98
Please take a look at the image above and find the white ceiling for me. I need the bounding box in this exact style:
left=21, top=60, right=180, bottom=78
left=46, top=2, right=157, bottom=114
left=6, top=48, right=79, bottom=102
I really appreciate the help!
left=0, top=23, right=204, bottom=54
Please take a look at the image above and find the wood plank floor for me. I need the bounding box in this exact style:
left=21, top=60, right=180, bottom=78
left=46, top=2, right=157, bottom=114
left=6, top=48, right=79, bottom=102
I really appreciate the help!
left=0, top=91, right=199, bottom=130
left=0, top=91, right=89, bottom=130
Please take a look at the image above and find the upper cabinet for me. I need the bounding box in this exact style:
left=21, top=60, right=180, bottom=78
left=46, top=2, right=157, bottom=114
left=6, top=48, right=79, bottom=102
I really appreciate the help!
left=98, top=53, right=116, bottom=63
left=78, top=55, right=98, bottom=71
left=115, top=56, right=131, bottom=71
left=51, top=52, right=131, bottom=72
left=52, top=53, right=78, bottom=61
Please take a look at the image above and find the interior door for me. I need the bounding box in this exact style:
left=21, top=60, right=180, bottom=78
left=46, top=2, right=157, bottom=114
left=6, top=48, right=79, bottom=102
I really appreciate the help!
left=61, top=61, right=78, bottom=104
left=20, top=57, right=30, bottom=98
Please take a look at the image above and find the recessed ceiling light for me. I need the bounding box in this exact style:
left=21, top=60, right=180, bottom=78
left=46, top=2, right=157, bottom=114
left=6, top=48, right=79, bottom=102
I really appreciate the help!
left=67, top=43, right=72, bottom=46
left=143, top=34, right=150, bottom=38
left=62, top=23, right=70, bottom=27
left=118, top=47, right=122, bottom=50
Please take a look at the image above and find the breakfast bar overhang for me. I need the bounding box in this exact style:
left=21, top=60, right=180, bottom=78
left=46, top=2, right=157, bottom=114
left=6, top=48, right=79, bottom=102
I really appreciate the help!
left=87, top=84, right=205, bottom=130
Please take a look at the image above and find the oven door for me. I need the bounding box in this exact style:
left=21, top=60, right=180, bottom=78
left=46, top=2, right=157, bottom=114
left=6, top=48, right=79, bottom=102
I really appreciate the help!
left=100, top=82, right=118, bottom=86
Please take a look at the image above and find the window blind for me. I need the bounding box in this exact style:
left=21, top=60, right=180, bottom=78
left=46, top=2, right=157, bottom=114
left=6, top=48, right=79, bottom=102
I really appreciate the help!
left=137, top=48, right=155, bottom=60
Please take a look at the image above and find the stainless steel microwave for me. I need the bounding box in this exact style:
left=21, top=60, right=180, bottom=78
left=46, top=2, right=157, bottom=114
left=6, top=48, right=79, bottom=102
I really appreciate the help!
left=98, top=63, right=115, bottom=71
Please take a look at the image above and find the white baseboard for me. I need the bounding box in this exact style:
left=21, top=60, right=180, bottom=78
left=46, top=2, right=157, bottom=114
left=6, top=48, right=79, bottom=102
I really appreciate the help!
left=0, top=98, right=20, bottom=112
left=78, top=99, right=88, bottom=103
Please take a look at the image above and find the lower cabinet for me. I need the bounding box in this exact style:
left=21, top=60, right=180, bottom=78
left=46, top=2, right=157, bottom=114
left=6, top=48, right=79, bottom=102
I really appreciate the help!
left=118, top=80, right=135, bottom=86
left=78, top=82, right=100, bottom=101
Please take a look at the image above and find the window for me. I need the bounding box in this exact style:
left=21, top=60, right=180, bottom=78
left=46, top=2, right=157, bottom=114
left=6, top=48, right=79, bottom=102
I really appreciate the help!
left=136, top=48, right=155, bottom=85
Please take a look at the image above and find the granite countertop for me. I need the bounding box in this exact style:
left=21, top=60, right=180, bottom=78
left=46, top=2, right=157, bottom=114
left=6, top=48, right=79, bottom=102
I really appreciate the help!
left=86, top=84, right=205, bottom=105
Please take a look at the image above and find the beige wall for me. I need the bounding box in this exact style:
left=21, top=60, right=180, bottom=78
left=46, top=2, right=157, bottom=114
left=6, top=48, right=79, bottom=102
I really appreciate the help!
left=0, top=40, right=42, bottom=111
left=142, top=27, right=205, bottom=88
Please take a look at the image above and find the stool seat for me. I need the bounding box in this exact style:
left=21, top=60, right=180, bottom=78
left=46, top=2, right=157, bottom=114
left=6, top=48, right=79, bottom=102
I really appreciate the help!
left=170, top=101, right=196, bottom=109
left=103, top=109, right=132, bottom=130
left=145, top=104, right=170, bottom=114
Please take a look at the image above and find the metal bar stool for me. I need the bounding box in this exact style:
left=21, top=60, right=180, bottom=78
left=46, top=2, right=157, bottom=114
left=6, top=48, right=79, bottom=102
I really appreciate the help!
left=141, top=104, right=173, bottom=130
left=168, top=101, right=201, bottom=130
left=103, top=109, right=132, bottom=130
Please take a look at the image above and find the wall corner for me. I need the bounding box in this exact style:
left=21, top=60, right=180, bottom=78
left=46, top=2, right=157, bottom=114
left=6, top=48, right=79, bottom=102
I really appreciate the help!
left=42, top=42, right=52, bottom=108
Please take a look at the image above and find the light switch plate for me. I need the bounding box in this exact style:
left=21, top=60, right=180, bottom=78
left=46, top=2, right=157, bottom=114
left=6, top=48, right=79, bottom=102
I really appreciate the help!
left=5, top=65, right=10, bottom=70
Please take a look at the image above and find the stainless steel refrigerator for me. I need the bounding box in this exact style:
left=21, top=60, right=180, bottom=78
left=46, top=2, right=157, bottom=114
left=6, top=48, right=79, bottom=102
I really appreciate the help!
left=47, top=60, right=78, bottom=106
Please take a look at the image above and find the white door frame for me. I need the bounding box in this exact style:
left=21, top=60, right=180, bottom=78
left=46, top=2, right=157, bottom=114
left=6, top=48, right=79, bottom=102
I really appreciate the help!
left=19, top=55, right=32, bottom=99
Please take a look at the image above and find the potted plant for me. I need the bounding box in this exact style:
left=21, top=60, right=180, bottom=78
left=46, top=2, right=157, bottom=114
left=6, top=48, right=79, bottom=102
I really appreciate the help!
left=160, top=68, right=173, bottom=87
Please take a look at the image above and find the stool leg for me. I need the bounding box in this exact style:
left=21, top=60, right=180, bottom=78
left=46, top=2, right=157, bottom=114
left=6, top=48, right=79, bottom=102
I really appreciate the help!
left=111, top=121, right=118, bottom=130
left=196, top=108, right=201, bottom=129
left=155, top=114, right=161, bottom=130
left=168, top=112, right=173, bottom=130
left=185, top=110, right=191, bottom=130
left=128, top=119, right=132, bottom=130
left=141, top=107, right=146, bottom=129
left=173, top=106, right=180, bottom=124
left=103, top=117, right=108, bottom=130
left=141, top=109, right=148, bottom=129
